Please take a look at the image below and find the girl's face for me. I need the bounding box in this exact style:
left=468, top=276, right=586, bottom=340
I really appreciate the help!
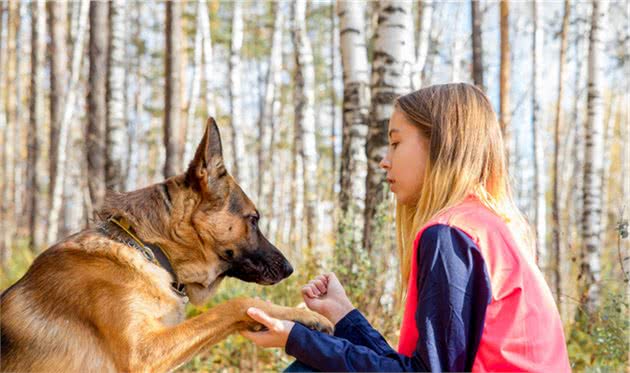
left=379, top=110, right=430, bottom=206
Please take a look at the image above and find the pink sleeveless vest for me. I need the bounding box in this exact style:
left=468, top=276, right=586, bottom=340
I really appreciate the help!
left=397, top=195, right=571, bottom=372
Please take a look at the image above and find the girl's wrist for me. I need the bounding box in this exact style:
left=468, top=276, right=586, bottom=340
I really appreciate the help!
left=328, top=301, right=354, bottom=325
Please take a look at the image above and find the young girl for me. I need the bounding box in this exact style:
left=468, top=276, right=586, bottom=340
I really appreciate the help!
left=241, top=83, right=571, bottom=372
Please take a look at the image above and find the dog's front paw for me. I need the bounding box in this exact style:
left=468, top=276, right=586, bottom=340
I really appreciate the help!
left=291, top=309, right=334, bottom=335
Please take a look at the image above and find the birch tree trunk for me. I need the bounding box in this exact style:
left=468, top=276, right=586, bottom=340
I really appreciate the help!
left=413, top=0, right=433, bottom=89
left=164, top=1, right=182, bottom=178
left=565, top=15, right=586, bottom=245
left=106, top=0, right=127, bottom=191
left=292, top=0, right=318, bottom=250
left=531, top=0, right=547, bottom=267
left=1, top=1, right=18, bottom=262
left=87, top=0, right=108, bottom=216
left=257, top=2, right=284, bottom=211
left=0, top=1, right=6, bottom=265
left=14, top=2, right=26, bottom=231
left=229, top=1, right=247, bottom=187
left=181, top=0, right=215, bottom=168
left=499, top=1, right=511, bottom=164
left=551, top=0, right=571, bottom=312
left=471, top=0, right=484, bottom=91
left=125, top=1, right=143, bottom=192
left=600, top=96, right=617, bottom=237
left=266, top=18, right=288, bottom=239
left=184, top=4, right=203, bottom=167
left=26, top=0, right=46, bottom=251
left=47, top=0, right=67, bottom=212
left=364, top=0, right=414, bottom=253
left=258, top=1, right=283, bottom=203
left=289, top=120, right=305, bottom=250
left=580, top=0, right=607, bottom=314
left=267, top=99, right=286, bottom=240
left=337, top=0, right=370, bottom=244
left=451, top=6, right=464, bottom=82
left=47, top=0, right=90, bottom=245
left=199, top=0, right=215, bottom=122
left=422, top=3, right=441, bottom=86
left=62, top=0, right=90, bottom=236
left=329, top=3, right=338, bottom=201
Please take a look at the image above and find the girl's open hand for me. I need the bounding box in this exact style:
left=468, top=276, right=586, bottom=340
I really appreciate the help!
left=302, top=272, right=354, bottom=325
left=239, top=307, right=295, bottom=348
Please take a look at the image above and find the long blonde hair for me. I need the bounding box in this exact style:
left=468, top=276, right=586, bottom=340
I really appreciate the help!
left=395, top=83, right=533, bottom=299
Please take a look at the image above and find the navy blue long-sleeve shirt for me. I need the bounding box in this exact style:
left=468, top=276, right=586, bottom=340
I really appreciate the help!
left=284, top=224, right=492, bottom=372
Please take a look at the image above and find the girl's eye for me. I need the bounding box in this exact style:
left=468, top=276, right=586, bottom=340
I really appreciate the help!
left=391, top=142, right=399, bottom=149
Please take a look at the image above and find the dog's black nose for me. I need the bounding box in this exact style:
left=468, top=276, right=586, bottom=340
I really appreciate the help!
left=283, top=261, right=294, bottom=277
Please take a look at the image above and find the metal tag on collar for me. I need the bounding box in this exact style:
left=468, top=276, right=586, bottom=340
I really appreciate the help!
left=140, top=246, right=156, bottom=262
left=172, top=282, right=187, bottom=297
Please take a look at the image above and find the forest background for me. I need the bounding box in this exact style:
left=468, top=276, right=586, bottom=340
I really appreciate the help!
left=0, top=0, right=627, bottom=371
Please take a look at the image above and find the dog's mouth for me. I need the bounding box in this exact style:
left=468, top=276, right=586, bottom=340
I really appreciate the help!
left=223, top=257, right=293, bottom=285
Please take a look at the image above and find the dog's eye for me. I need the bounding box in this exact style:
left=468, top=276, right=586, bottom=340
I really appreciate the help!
left=248, top=215, right=259, bottom=227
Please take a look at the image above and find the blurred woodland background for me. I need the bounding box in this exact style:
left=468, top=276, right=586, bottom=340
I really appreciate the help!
left=0, top=0, right=628, bottom=371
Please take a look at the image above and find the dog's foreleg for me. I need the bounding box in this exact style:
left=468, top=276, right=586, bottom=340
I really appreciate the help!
left=125, top=297, right=331, bottom=372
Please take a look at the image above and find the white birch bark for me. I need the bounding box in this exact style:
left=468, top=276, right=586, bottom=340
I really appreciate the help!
left=1, top=1, right=17, bottom=262
left=0, top=2, right=7, bottom=263
left=581, top=0, right=607, bottom=313
left=14, top=2, right=26, bottom=228
left=259, top=1, right=284, bottom=203
left=292, top=0, right=318, bottom=249
left=184, top=3, right=203, bottom=166
left=364, top=0, right=414, bottom=253
left=600, top=95, right=617, bottom=237
left=531, top=0, right=547, bottom=267
left=229, top=1, right=247, bottom=189
left=48, top=0, right=67, bottom=213
left=106, top=0, right=127, bottom=191
left=59, top=0, right=80, bottom=238
left=199, top=0, right=215, bottom=119
left=125, top=1, right=143, bottom=191
left=337, top=0, right=369, bottom=239
left=47, top=0, right=89, bottom=245
left=451, top=6, right=464, bottom=82
left=289, top=123, right=305, bottom=250
left=413, top=0, right=433, bottom=89
left=500, top=0, right=511, bottom=165
left=422, top=5, right=442, bottom=87
left=565, top=14, right=586, bottom=238
left=61, top=110, right=85, bottom=237
left=330, top=2, right=339, bottom=202
left=551, top=0, right=571, bottom=311
left=27, top=0, right=46, bottom=251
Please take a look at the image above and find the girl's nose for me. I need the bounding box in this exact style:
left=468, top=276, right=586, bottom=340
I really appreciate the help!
left=379, top=156, right=391, bottom=170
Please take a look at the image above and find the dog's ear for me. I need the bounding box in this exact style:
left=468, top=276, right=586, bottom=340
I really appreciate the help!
left=186, top=117, right=227, bottom=192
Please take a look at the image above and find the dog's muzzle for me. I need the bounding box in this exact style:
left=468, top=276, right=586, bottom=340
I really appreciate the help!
left=223, top=249, right=293, bottom=285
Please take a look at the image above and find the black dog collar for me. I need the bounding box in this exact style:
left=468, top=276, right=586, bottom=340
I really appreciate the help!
left=107, top=217, right=187, bottom=298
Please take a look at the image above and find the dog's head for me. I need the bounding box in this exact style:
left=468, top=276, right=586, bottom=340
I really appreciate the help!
left=103, top=117, right=293, bottom=305
left=181, top=118, right=293, bottom=304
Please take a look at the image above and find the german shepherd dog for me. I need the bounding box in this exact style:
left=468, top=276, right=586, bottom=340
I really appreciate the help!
left=0, top=118, right=332, bottom=372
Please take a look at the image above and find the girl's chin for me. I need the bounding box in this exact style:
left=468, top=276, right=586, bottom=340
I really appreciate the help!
left=395, top=192, right=420, bottom=207
left=394, top=193, right=410, bottom=206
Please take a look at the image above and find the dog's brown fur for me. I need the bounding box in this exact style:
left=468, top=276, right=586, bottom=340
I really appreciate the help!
left=0, top=118, right=332, bottom=373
